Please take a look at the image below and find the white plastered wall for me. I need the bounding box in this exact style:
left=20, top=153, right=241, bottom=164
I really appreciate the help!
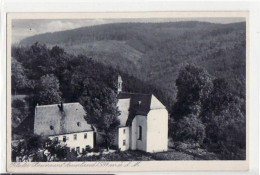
left=49, top=131, right=94, bottom=153
left=118, top=127, right=130, bottom=151
left=146, top=108, right=168, bottom=152
left=131, top=115, right=147, bottom=152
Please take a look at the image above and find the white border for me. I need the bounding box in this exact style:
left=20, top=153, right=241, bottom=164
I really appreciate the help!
left=1, top=0, right=259, bottom=174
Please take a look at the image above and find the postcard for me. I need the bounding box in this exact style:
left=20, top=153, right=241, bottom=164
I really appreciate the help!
left=6, top=11, right=249, bottom=173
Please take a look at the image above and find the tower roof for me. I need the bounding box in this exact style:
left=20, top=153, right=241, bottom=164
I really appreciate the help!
left=118, top=75, right=122, bottom=82
left=117, top=92, right=166, bottom=126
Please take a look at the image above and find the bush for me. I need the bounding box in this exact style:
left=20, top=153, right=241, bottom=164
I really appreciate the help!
left=173, top=114, right=205, bottom=145
left=65, top=149, right=78, bottom=161
left=92, top=146, right=102, bottom=153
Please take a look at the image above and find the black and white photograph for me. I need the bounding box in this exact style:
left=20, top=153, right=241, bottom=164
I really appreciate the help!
left=7, top=12, right=248, bottom=171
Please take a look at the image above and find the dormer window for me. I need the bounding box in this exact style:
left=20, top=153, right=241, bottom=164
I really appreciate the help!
left=50, top=125, right=54, bottom=130
left=77, top=122, right=81, bottom=127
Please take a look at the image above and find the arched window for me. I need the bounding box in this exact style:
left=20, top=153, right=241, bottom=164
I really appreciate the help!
left=138, top=126, right=142, bottom=140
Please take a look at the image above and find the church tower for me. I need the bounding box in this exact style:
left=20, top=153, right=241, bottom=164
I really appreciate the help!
left=118, top=75, right=123, bottom=94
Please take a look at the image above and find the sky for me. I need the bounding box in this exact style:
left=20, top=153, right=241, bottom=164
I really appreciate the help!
left=12, top=17, right=245, bottom=44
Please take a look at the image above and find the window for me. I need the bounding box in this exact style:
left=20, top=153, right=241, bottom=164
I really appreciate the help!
left=76, top=147, right=80, bottom=153
left=45, top=141, right=50, bottom=147
left=50, top=125, right=54, bottom=130
left=74, top=134, right=77, bottom=140
left=138, top=126, right=142, bottom=140
left=63, top=136, right=66, bottom=142
left=55, top=137, right=58, bottom=142
left=123, top=140, right=126, bottom=146
left=123, top=129, right=126, bottom=134
left=77, top=122, right=81, bottom=127
left=84, top=133, right=87, bottom=139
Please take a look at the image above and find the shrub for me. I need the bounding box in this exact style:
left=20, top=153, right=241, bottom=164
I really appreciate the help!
left=173, top=114, right=205, bottom=145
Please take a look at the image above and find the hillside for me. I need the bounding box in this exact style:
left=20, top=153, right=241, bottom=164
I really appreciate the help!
left=20, top=21, right=246, bottom=109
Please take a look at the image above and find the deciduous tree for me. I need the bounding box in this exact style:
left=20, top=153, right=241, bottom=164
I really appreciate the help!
left=171, top=65, right=212, bottom=145
left=81, top=87, right=120, bottom=151
left=201, top=78, right=246, bottom=159
left=172, top=64, right=213, bottom=119
left=37, top=74, right=62, bottom=105
left=11, top=58, right=28, bottom=94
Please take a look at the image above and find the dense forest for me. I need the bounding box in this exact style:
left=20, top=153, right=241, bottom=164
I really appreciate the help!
left=20, top=21, right=246, bottom=110
left=12, top=21, right=246, bottom=160
left=12, top=44, right=120, bottom=134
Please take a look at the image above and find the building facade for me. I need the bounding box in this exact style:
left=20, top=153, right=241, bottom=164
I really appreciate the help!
left=33, top=76, right=168, bottom=153
left=111, top=76, right=169, bottom=153
left=34, top=102, right=94, bottom=153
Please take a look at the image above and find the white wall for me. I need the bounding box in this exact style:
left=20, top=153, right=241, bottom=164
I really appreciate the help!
left=130, top=118, right=137, bottom=150
left=49, top=131, right=94, bottom=153
left=118, top=127, right=130, bottom=151
left=117, top=98, right=130, bottom=126
left=131, top=115, right=147, bottom=152
left=146, top=108, right=168, bottom=152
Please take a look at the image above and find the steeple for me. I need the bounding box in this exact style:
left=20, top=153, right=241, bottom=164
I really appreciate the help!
left=118, top=75, right=123, bottom=94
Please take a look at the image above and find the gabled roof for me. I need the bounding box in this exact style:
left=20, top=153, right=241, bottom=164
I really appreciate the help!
left=34, top=102, right=92, bottom=136
left=117, top=92, right=166, bottom=126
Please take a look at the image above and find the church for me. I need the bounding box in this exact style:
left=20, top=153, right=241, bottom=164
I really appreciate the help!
left=111, top=76, right=168, bottom=152
left=33, top=76, right=168, bottom=153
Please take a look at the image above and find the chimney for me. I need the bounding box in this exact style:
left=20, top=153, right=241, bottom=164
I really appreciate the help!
left=58, top=101, right=64, bottom=111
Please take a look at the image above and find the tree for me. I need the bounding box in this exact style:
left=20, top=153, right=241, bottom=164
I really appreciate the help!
left=81, top=87, right=120, bottom=151
left=45, top=139, right=68, bottom=161
left=173, top=114, right=205, bottom=145
left=37, top=74, right=62, bottom=105
left=201, top=78, right=246, bottom=160
left=12, top=135, right=46, bottom=162
left=11, top=58, right=28, bottom=94
left=12, top=99, right=29, bottom=128
left=171, top=65, right=212, bottom=145
left=12, top=134, right=68, bottom=162
left=172, top=64, right=213, bottom=119
left=201, top=78, right=238, bottom=119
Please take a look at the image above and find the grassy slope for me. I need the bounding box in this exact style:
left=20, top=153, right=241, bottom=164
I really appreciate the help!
left=75, top=148, right=219, bottom=161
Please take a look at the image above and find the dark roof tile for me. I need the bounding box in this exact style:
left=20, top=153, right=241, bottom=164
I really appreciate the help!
left=34, top=103, right=92, bottom=136
left=117, top=92, right=165, bottom=126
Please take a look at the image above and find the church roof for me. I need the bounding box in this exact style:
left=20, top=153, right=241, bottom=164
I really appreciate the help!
left=34, top=102, right=92, bottom=136
left=117, top=92, right=166, bottom=126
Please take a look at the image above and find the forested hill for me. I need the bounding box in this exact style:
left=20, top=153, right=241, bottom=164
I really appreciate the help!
left=19, top=21, right=246, bottom=109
